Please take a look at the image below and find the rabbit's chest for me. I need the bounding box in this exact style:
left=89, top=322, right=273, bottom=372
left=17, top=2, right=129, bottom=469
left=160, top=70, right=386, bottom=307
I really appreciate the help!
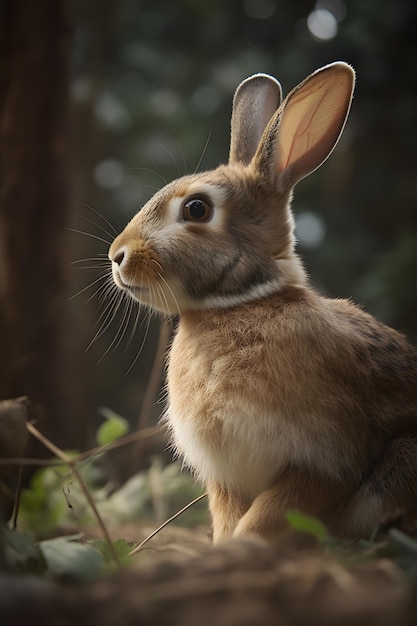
left=166, top=324, right=324, bottom=496
left=167, top=400, right=303, bottom=496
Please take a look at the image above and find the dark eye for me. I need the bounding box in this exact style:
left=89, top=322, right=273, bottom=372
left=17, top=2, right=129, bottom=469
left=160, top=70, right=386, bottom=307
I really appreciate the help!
left=182, top=197, right=213, bottom=222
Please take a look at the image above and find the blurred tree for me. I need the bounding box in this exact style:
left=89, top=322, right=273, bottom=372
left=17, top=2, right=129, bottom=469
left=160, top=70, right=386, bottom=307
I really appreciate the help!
left=0, top=0, right=91, bottom=448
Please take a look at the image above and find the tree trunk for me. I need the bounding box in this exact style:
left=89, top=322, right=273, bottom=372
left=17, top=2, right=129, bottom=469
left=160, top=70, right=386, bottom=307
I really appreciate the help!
left=0, top=0, right=90, bottom=448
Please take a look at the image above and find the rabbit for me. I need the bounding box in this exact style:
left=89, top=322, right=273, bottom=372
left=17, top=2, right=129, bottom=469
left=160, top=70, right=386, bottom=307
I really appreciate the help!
left=109, top=62, right=417, bottom=544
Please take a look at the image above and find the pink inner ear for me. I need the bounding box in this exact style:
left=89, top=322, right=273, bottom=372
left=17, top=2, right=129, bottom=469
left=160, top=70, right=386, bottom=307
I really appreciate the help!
left=275, top=68, right=354, bottom=186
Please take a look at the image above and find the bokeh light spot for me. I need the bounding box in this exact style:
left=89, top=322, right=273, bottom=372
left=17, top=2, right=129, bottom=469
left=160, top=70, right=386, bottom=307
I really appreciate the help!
left=307, top=9, right=338, bottom=41
left=296, top=211, right=326, bottom=248
left=93, top=159, right=124, bottom=190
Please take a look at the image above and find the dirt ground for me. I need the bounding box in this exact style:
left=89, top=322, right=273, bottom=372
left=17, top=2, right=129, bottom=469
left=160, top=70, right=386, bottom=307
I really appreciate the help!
left=1, top=524, right=417, bottom=626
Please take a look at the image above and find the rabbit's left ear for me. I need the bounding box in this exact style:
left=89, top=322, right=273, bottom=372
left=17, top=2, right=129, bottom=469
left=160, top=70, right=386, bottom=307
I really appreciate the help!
left=229, top=73, right=282, bottom=166
left=255, top=62, right=355, bottom=191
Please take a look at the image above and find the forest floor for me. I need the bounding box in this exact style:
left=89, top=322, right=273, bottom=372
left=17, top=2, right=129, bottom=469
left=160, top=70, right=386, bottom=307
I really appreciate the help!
left=1, top=406, right=416, bottom=625
left=2, top=520, right=417, bottom=626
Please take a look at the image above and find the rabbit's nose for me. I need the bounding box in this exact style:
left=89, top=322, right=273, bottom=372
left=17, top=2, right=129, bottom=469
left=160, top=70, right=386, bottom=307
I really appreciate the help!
left=112, top=248, right=125, bottom=266
left=109, top=244, right=126, bottom=266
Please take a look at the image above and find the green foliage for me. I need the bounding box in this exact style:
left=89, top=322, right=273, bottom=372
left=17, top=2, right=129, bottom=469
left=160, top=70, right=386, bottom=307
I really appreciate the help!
left=1, top=407, right=202, bottom=581
left=17, top=457, right=206, bottom=535
left=18, top=466, right=70, bottom=535
left=91, top=538, right=135, bottom=569
left=386, top=529, right=417, bottom=583
left=285, top=510, right=417, bottom=585
left=39, top=535, right=104, bottom=583
left=96, top=407, right=130, bottom=446
left=285, top=510, right=330, bottom=543
left=16, top=403, right=207, bottom=537
left=1, top=528, right=131, bottom=582
left=1, top=526, right=47, bottom=575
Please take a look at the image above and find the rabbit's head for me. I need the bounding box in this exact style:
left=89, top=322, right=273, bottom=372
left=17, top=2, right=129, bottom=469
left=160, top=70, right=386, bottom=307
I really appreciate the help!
left=109, top=62, right=355, bottom=314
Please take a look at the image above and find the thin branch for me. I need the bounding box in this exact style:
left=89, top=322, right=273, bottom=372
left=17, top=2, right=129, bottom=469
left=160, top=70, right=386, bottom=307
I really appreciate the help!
left=76, top=426, right=159, bottom=462
left=0, top=457, right=69, bottom=467
left=128, top=493, right=207, bottom=557
left=26, top=422, right=72, bottom=462
left=0, top=426, right=160, bottom=467
left=11, top=465, right=24, bottom=530
left=25, top=422, right=121, bottom=568
left=129, top=320, right=170, bottom=473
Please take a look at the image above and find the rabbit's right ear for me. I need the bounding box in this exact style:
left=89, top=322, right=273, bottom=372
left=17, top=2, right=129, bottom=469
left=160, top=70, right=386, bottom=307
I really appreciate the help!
left=254, top=62, right=355, bottom=191
left=229, top=73, right=283, bottom=166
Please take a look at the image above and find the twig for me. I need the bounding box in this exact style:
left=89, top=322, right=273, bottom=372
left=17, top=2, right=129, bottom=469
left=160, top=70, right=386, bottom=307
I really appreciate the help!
left=130, top=320, right=170, bottom=474
left=0, top=426, right=159, bottom=467
left=26, top=422, right=71, bottom=462
left=25, top=422, right=121, bottom=568
left=76, top=426, right=159, bottom=462
left=11, top=465, right=24, bottom=530
left=128, top=492, right=207, bottom=557
left=0, top=457, right=68, bottom=467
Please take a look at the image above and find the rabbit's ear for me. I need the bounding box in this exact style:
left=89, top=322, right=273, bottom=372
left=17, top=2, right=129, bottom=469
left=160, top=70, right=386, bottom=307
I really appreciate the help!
left=229, top=73, right=282, bottom=166
left=255, top=62, right=355, bottom=190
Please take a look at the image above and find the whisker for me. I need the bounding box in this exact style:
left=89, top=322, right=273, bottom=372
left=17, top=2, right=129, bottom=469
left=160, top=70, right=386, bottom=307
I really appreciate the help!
left=156, top=271, right=181, bottom=315
left=154, top=277, right=170, bottom=314
left=194, top=130, right=212, bottom=174
left=163, top=130, right=187, bottom=176
left=96, top=281, right=117, bottom=308
left=127, top=166, right=167, bottom=187
left=66, top=227, right=112, bottom=246
left=150, top=258, right=163, bottom=272
left=69, top=272, right=110, bottom=300
left=137, top=184, right=162, bottom=194
left=71, top=257, right=110, bottom=265
left=123, top=299, right=142, bottom=353
left=72, top=264, right=110, bottom=270
left=87, top=289, right=125, bottom=353
left=83, top=203, right=119, bottom=235
left=123, top=271, right=147, bottom=352
left=95, top=280, right=121, bottom=319
left=85, top=273, right=113, bottom=304
left=111, top=295, right=135, bottom=353
left=97, top=292, right=132, bottom=362
left=81, top=215, right=116, bottom=242
left=159, top=143, right=181, bottom=178
left=126, top=312, right=153, bottom=375
left=151, top=160, right=168, bottom=186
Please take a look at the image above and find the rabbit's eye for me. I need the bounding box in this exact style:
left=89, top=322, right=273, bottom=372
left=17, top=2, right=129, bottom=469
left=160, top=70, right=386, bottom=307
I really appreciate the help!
left=182, top=198, right=213, bottom=222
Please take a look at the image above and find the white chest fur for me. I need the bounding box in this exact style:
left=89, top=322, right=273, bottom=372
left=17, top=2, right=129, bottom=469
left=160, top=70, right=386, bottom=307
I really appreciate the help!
left=167, top=402, right=305, bottom=498
left=165, top=311, right=345, bottom=499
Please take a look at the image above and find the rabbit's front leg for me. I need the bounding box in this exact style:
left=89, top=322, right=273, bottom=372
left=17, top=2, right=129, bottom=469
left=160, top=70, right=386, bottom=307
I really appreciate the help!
left=233, top=484, right=290, bottom=540
left=207, top=481, right=250, bottom=543
left=233, top=469, right=347, bottom=541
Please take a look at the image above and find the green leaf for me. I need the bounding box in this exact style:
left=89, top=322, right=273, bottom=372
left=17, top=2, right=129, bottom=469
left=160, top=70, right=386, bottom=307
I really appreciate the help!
left=96, top=408, right=129, bottom=446
left=1, top=527, right=47, bottom=574
left=91, top=538, right=135, bottom=567
left=388, top=529, right=417, bottom=582
left=285, top=510, right=330, bottom=542
left=39, top=536, right=104, bottom=582
left=389, top=528, right=417, bottom=555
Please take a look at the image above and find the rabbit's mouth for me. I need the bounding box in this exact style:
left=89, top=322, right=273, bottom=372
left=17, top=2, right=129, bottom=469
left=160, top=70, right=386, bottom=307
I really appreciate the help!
left=113, top=269, right=149, bottom=297
left=119, top=280, right=149, bottom=298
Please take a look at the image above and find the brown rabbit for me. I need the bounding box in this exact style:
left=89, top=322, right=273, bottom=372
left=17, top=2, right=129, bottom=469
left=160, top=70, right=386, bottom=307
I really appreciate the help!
left=109, top=62, right=417, bottom=543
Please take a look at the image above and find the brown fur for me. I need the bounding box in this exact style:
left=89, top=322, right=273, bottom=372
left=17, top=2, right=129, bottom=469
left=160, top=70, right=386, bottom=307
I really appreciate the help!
left=109, top=63, right=417, bottom=543
left=169, top=289, right=417, bottom=540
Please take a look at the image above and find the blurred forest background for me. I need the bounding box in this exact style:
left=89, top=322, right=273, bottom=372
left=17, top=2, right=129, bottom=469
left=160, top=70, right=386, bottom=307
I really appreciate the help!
left=0, top=0, right=416, bottom=470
